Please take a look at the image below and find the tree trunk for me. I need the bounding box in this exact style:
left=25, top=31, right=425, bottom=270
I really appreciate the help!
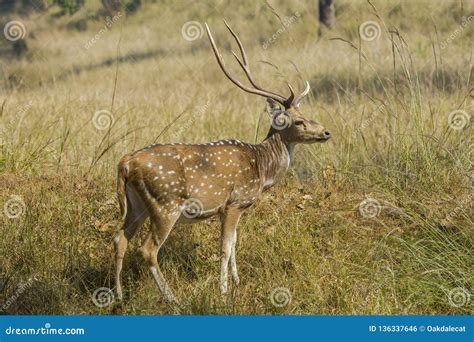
left=13, top=40, right=28, bottom=58
left=319, top=0, right=336, bottom=30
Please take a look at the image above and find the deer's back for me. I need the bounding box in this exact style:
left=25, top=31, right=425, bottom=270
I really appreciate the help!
left=119, top=140, right=263, bottom=217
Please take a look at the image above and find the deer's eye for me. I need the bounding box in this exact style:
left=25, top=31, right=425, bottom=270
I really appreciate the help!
left=294, top=120, right=304, bottom=125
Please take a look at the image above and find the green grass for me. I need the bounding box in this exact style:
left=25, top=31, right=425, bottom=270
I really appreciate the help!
left=0, top=0, right=472, bottom=315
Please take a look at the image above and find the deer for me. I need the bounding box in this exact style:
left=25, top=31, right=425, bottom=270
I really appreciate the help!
left=113, top=21, right=332, bottom=303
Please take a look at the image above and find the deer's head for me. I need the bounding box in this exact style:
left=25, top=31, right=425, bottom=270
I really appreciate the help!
left=265, top=97, right=331, bottom=144
left=206, top=21, right=331, bottom=145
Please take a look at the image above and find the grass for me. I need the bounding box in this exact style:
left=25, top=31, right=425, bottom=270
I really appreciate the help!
left=0, top=0, right=472, bottom=315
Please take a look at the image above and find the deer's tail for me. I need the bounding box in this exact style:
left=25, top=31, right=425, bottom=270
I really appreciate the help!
left=117, top=159, right=129, bottom=220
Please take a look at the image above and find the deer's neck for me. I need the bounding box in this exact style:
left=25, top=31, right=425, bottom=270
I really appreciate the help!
left=254, top=132, right=293, bottom=190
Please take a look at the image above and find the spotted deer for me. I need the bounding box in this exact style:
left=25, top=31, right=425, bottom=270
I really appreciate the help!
left=113, top=21, right=331, bottom=303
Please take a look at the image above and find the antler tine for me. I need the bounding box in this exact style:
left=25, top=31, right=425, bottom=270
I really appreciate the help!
left=205, top=22, right=288, bottom=106
left=229, top=51, right=281, bottom=97
left=286, top=83, right=296, bottom=104
left=293, top=81, right=311, bottom=106
left=224, top=20, right=293, bottom=103
left=224, top=20, right=248, bottom=66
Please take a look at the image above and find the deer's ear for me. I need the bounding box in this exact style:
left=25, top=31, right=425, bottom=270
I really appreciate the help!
left=266, top=98, right=281, bottom=117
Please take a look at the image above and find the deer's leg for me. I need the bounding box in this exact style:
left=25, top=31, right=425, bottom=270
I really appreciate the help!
left=220, top=207, right=243, bottom=295
left=140, top=209, right=179, bottom=303
left=114, top=188, right=148, bottom=300
left=230, top=228, right=239, bottom=285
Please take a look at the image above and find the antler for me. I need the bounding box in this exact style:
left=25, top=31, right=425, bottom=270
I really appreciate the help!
left=206, top=21, right=305, bottom=108
left=293, top=81, right=311, bottom=107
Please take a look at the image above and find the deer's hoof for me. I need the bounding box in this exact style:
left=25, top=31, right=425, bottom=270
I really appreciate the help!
left=232, top=275, right=240, bottom=286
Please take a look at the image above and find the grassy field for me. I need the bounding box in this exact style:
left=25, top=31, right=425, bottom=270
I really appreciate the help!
left=0, top=0, right=472, bottom=315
